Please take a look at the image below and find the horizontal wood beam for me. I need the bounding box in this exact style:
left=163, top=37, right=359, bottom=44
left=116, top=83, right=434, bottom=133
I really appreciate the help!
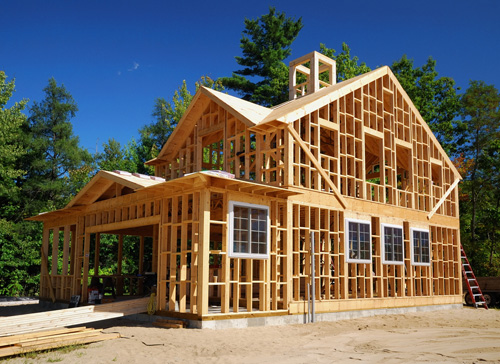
left=395, top=138, right=412, bottom=150
left=319, top=117, right=339, bottom=131
left=197, top=122, right=224, bottom=137
left=85, top=215, right=160, bottom=234
left=364, top=127, right=384, bottom=139
left=430, top=157, right=443, bottom=166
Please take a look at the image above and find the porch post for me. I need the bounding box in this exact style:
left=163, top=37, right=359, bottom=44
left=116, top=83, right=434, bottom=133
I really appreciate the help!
left=197, top=189, right=210, bottom=316
left=94, top=233, right=101, bottom=275
left=117, top=234, right=123, bottom=275
left=81, top=232, right=91, bottom=303
left=41, top=227, right=50, bottom=299
left=51, top=228, right=59, bottom=275
left=139, top=236, right=144, bottom=275
left=62, top=225, right=70, bottom=275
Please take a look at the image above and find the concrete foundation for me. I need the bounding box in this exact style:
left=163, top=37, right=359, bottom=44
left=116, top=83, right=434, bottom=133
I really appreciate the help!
left=127, top=303, right=463, bottom=330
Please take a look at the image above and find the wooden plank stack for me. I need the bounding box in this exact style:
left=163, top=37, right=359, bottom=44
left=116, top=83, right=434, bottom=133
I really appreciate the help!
left=0, top=297, right=148, bottom=337
left=0, top=327, right=120, bottom=358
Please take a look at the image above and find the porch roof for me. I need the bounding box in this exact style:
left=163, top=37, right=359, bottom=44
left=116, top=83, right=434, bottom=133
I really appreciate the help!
left=27, top=171, right=301, bottom=222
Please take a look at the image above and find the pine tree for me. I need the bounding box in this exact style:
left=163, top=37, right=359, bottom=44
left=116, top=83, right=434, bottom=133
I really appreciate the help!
left=219, top=7, right=303, bottom=107
left=319, top=43, right=371, bottom=82
left=21, top=78, right=90, bottom=216
left=458, top=81, right=500, bottom=274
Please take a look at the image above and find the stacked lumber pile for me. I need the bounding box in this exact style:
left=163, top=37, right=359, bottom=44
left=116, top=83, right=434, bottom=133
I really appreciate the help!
left=0, top=327, right=120, bottom=358
left=0, top=297, right=149, bottom=337
left=152, top=319, right=187, bottom=329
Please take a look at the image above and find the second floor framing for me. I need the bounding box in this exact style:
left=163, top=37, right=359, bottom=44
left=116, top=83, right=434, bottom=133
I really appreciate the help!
left=147, top=66, right=461, bottom=219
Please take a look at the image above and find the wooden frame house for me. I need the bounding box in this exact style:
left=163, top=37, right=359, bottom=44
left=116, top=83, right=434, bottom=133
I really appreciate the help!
left=30, top=51, right=463, bottom=326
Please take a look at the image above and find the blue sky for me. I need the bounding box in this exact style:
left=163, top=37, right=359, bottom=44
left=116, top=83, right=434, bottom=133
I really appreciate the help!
left=1, top=0, right=499, bottom=154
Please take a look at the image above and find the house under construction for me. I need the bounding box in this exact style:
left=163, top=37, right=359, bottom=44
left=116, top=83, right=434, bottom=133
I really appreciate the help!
left=29, top=51, right=463, bottom=328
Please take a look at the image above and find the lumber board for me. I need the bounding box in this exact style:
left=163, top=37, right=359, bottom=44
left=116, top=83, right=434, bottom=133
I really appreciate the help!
left=0, top=327, right=88, bottom=346
left=16, top=329, right=102, bottom=347
left=152, top=322, right=184, bottom=329
left=0, top=332, right=120, bottom=358
left=153, top=319, right=186, bottom=327
left=0, top=299, right=39, bottom=307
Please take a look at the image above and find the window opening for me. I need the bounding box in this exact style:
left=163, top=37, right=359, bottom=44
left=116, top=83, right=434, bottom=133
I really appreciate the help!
left=396, top=144, right=411, bottom=190
left=381, top=224, right=404, bottom=264
left=345, top=219, right=371, bottom=263
left=229, top=201, right=270, bottom=259
left=411, top=228, right=430, bottom=265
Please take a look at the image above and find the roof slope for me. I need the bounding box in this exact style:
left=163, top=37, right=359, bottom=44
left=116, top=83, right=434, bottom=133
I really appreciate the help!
left=66, top=170, right=164, bottom=208
left=151, top=87, right=272, bottom=164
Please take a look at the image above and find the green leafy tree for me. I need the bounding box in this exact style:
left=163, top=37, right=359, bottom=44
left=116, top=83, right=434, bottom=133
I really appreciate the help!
left=319, top=43, right=371, bottom=82
left=21, top=78, right=91, bottom=216
left=0, top=72, right=27, bottom=219
left=96, top=138, right=141, bottom=173
left=0, top=72, right=40, bottom=296
left=391, top=56, right=462, bottom=155
left=219, top=7, right=303, bottom=106
left=137, top=81, right=194, bottom=174
left=458, top=81, right=500, bottom=274
left=137, top=77, right=225, bottom=173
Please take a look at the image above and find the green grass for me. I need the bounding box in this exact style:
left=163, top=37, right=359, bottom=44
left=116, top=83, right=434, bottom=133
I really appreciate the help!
left=11, top=343, right=87, bottom=361
left=46, top=357, right=62, bottom=363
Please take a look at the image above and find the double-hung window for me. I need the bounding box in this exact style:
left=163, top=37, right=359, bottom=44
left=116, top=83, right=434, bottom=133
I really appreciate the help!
left=229, top=201, right=269, bottom=259
left=381, top=224, right=404, bottom=264
left=345, top=219, right=371, bottom=263
left=411, top=228, right=430, bottom=265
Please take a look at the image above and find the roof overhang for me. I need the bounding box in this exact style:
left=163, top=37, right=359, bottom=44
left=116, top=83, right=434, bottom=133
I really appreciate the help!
left=142, top=170, right=302, bottom=199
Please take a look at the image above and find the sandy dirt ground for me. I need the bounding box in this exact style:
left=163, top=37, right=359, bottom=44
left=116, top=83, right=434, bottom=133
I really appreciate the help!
left=3, top=307, right=500, bottom=363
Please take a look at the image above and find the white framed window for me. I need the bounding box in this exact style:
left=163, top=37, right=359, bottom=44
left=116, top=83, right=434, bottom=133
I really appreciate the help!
left=345, top=218, right=371, bottom=263
left=411, top=228, right=430, bottom=266
left=381, top=223, right=404, bottom=265
left=228, top=201, right=270, bottom=259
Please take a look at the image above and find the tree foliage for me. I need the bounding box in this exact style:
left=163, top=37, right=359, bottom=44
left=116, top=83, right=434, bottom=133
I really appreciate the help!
left=137, top=80, right=193, bottom=173
left=0, top=76, right=92, bottom=296
left=137, top=77, right=224, bottom=173
left=319, top=43, right=371, bottom=82
left=0, top=73, right=40, bottom=296
left=219, top=7, right=303, bottom=106
left=96, top=138, right=141, bottom=173
left=0, top=72, right=27, bottom=219
left=457, top=81, right=500, bottom=275
left=20, top=78, right=91, bottom=216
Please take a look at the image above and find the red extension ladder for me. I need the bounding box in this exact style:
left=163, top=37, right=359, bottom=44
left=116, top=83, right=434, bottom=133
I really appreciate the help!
left=461, top=245, right=488, bottom=309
